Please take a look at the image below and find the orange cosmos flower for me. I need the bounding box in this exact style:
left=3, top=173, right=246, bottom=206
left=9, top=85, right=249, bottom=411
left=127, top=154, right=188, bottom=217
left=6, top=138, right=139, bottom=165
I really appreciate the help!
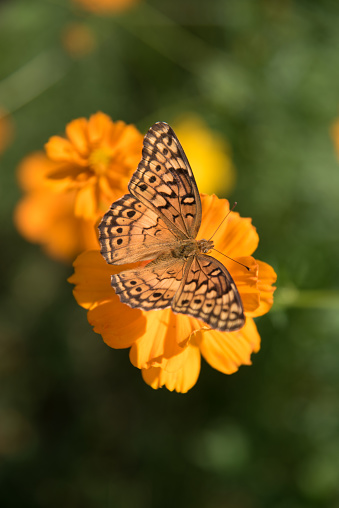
left=14, top=113, right=143, bottom=262
left=44, top=112, right=143, bottom=219
left=69, top=194, right=276, bottom=393
left=331, top=117, right=339, bottom=160
left=0, top=108, right=14, bottom=155
left=14, top=152, right=99, bottom=261
left=72, top=0, right=140, bottom=14
left=61, top=23, right=97, bottom=59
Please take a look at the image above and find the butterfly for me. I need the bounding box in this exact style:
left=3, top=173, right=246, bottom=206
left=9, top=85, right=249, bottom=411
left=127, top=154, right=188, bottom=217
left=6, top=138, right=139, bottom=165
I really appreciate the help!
left=98, top=122, right=245, bottom=331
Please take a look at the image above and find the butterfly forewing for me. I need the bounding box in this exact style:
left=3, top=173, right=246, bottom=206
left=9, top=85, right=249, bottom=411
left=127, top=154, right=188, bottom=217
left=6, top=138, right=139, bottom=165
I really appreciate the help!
left=172, top=255, right=245, bottom=331
left=128, top=122, right=202, bottom=240
left=98, top=194, right=178, bottom=264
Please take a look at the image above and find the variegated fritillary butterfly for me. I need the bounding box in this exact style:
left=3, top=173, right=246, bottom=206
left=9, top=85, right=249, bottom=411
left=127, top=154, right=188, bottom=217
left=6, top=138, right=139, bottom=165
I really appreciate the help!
left=98, top=122, right=245, bottom=331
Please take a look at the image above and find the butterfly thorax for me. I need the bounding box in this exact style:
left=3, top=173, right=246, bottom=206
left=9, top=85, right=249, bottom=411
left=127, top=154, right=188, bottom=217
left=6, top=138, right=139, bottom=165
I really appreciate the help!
left=169, top=238, right=214, bottom=260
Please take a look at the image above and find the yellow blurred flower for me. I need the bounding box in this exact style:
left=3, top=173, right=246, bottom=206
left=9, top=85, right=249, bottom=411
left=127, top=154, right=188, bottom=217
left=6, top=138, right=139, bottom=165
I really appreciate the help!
left=69, top=194, right=276, bottom=393
left=0, top=108, right=14, bottom=155
left=173, top=114, right=236, bottom=195
left=72, top=0, right=140, bottom=14
left=14, top=113, right=143, bottom=263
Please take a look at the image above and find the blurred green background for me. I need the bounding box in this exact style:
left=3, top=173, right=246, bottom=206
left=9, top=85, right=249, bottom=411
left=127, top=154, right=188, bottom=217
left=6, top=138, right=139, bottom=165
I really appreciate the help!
left=1, top=0, right=339, bottom=506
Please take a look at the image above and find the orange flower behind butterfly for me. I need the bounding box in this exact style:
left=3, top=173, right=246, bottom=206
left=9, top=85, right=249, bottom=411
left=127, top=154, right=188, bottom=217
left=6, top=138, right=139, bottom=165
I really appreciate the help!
left=61, top=22, right=97, bottom=59
left=72, top=0, right=140, bottom=14
left=69, top=194, right=276, bottom=393
left=14, top=113, right=143, bottom=262
left=331, top=117, right=339, bottom=160
left=0, top=108, right=14, bottom=155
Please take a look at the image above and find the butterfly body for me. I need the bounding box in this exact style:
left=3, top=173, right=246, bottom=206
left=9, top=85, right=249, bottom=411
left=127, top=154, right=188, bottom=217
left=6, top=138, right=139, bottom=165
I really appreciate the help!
left=166, top=238, right=213, bottom=260
left=99, top=122, right=245, bottom=331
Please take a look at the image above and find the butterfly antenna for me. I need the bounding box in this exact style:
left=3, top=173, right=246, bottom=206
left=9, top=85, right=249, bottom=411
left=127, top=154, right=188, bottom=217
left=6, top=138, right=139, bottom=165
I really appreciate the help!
left=208, top=202, right=238, bottom=242
left=212, top=248, right=251, bottom=271
left=208, top=202, right=250, bottom=271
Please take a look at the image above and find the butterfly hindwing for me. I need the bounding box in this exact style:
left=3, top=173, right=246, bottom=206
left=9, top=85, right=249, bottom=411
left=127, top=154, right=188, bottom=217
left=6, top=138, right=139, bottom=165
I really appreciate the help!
left=111, top=256, right=186, bottom=310
left=128, top=122, right=202, bottom=239
left=172, top=255, right=245, bottom=331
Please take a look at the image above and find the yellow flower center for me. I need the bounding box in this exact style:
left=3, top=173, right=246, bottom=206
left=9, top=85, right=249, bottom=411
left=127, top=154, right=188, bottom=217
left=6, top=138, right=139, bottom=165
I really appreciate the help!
left=89, top=148, right=112, bottom=176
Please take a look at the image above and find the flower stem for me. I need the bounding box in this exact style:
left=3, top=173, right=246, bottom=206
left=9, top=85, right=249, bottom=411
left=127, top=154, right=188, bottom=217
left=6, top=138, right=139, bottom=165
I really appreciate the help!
left=274, top=288, right=339, bottom=309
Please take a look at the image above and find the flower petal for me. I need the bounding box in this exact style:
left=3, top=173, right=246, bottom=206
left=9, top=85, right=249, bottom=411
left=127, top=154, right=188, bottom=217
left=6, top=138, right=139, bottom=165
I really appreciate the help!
left=15, top=187, right=96, bottom=262
left=141, top=345, right=201, bottom=393
left=97, top=175, right=124, bottom=210
left=246, top=260, right=277, bottom=317
left=229, top=256, right=261, bottom=313
left=74, top=182, right=98, bottom=219
left=198, top=194, right=259, bottom=257
left=69, top=250, right=122, bottom=309
left=198, top=317, right=260, bottom=374
left=129, top=309, right=190, bottom=370
left=16, top=152, right=68, bottom=191
left=65, top=118, right=90, bottom=158
left=88, top=112, right=115, bottom=146
left=88, top=300, right=145, bottom=348
left=216, top=214, right=258, bottom=258
left=70, top=250, right=145, bottom=346
left=45, top=136, right=85, bottom=166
